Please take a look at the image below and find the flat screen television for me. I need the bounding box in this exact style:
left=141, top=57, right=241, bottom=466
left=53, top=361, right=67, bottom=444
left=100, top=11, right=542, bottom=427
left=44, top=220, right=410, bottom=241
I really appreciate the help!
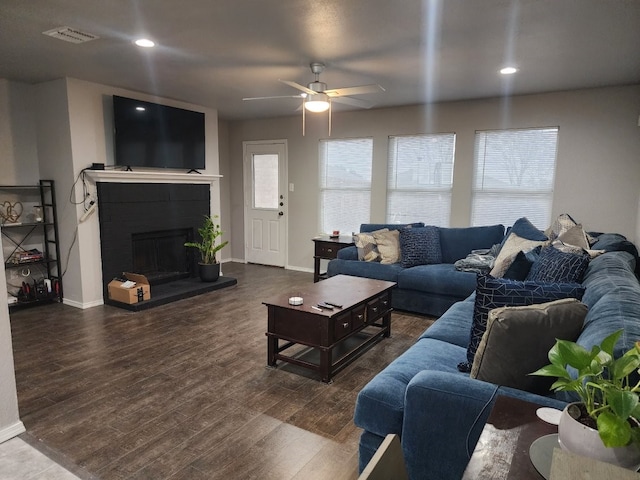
left=113, top=95, right=205, bottom=170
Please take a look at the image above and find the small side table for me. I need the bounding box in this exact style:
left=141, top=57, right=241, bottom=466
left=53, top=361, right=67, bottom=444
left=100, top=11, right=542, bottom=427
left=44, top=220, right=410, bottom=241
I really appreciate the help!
left=312, top=235, right=355, bottom=282
left=462, top=395, right=557, bottom=479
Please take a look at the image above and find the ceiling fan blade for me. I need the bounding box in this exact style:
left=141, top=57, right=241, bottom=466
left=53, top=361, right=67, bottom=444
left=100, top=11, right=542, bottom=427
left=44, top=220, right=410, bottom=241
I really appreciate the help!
left=324, top=84, right=385, bottom=97
left=330, top=96, right=374, bottom=109
left=279, top=79, right=316, bottom=95
left=243, top=95, right=303, bottom=101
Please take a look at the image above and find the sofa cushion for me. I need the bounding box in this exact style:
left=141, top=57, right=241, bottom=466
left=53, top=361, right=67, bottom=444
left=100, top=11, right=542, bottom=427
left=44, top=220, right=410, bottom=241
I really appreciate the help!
left=470, top=298, right=587, bottom=394
left=490, top=232, right=545, bottom=278
left=578, top=250, right=640, bottom=359
left=439, top=224, right=505, bottom=264
left=354, top=228, right=388, bottom=262
left=526, top=246, right=590, bottom=283
left=374, top=229, right=401, bottom=264
left=354, top=337, right=468, bottom=437
left=420, top=294, right=475, bottom=347
left=461, top=275, right=586, bottom=372
left=400, top=226, right=441, bottom=267
left=336, top=245, right=358, bottom=260
left=326, top=258, right=405, bottom=283
left=397, top=264, right=477, bottom=298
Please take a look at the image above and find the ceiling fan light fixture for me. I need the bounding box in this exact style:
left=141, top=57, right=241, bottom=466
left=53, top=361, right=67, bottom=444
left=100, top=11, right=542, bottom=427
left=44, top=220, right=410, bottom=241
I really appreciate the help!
left=304, top=93, right=330, bottom=112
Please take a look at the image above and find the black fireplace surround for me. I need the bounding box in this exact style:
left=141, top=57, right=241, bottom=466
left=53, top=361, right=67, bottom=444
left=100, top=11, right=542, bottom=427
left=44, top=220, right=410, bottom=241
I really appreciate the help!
left=97, top=182, right=210, bottom=304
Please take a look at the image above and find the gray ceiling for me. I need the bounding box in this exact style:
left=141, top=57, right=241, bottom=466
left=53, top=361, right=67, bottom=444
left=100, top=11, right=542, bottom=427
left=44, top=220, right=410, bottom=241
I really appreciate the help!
left=1, top=0, right=639, bottom=120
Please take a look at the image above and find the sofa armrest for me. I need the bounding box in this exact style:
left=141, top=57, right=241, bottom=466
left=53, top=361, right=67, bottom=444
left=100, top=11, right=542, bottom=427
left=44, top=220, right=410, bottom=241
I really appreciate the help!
left=401, top=370, right=566, bottom=480
left=337, top=245, right=358, bottom=260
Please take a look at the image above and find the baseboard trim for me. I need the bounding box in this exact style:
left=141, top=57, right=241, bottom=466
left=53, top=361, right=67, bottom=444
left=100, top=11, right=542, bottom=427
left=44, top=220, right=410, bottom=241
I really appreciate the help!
left=285, top=265, right=313, bottom=273
left=0, top=420, right=26, bottom=443
left=63, top=298, right=104, bottom=310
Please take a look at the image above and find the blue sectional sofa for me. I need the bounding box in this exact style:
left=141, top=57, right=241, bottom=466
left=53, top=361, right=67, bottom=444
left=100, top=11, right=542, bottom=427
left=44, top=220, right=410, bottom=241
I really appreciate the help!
left=327, top=223, right=505, bottom=317
left=352, top=233, right=640, bottom=479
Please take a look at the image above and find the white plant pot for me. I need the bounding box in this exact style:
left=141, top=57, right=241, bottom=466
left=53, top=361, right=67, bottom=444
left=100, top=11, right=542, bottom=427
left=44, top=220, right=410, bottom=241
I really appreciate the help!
left=558, top=403, right=640, bottom=471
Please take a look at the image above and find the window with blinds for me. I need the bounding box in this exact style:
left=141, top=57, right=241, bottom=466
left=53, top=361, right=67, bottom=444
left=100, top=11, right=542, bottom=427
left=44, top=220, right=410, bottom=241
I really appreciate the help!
left=471, top=127, right=559, bottom=229
left=319, top=137, right=373, bottom=234
left=386, top=133, right=455, bottom=226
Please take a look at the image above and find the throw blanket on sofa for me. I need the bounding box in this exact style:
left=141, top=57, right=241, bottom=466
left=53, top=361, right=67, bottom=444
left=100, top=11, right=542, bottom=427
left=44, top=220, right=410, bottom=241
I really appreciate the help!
left=454, top=244, right=501, bottom=274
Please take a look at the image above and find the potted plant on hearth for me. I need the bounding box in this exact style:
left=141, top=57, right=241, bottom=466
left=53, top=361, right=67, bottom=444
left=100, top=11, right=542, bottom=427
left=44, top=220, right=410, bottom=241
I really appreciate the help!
left=184, top=214, right=228, bottom=282
left=531, top=330, right=640, bottom=470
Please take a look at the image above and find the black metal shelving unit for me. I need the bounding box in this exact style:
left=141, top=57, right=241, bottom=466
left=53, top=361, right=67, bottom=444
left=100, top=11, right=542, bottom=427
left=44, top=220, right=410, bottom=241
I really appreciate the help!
left=1, top=180, right=63, bottom=309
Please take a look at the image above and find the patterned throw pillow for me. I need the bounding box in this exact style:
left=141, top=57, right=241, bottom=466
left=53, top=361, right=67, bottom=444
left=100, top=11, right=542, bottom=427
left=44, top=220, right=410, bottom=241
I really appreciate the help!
left=526, top=246, right=591, bottom=283
left=399, top=226, right=441, bottom=267
left=353, top=228, right=388, bottom=262
left=459, top=275, right=586, bottom=372
left=374, top=229, right=401, bottom=264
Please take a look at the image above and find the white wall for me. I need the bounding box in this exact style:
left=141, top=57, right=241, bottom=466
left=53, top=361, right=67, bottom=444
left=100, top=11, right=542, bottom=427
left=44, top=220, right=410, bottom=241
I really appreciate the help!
left=0, top=249, right=25, bottom=443
left=228, top=85, right=640, bottom=271
left=0, top=79, right=40, bottom=184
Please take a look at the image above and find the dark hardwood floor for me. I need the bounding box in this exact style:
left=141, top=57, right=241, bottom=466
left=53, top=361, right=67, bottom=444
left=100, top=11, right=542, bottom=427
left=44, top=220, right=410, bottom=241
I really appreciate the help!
left=9, top=263, right=432, bottom=479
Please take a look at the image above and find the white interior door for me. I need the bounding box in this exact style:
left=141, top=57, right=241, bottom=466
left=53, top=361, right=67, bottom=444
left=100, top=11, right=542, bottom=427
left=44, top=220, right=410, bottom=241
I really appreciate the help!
left=244, top=141, right=287, bottom=267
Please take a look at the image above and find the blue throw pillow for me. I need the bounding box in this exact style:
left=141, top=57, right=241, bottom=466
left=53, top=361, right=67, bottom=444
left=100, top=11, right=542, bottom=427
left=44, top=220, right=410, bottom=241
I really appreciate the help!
left=506, top=217, right=548, bottom=242
left=459, top=275, right=586, bottom=372
left=399, top=226, right=441, bottom=267
left=526, top=246, right=590, bottom=283
left=503, top=246, right=541, bottom=280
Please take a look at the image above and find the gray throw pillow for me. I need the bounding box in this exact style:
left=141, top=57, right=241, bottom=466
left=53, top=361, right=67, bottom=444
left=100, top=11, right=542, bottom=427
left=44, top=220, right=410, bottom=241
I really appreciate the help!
left=470, top=298, right=588, bottom=394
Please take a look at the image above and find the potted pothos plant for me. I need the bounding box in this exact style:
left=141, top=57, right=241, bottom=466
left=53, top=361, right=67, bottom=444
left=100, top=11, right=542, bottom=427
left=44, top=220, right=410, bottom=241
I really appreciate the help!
left=532, top=329, right=640, bottom=469
left=184, top=215, right=228, bottom=282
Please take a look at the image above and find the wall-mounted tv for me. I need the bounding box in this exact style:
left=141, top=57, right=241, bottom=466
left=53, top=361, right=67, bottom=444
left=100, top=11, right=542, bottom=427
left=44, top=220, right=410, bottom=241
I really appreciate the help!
left=113, top=95, right=205, bottom=170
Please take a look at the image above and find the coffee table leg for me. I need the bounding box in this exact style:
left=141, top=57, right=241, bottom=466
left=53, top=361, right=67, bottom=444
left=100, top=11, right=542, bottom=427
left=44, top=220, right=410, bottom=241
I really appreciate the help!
left=320, top=348, right=332, bottom=383
left=267, top=336, right=277, bottom=367
left=383, top=312, right=391, bottom=338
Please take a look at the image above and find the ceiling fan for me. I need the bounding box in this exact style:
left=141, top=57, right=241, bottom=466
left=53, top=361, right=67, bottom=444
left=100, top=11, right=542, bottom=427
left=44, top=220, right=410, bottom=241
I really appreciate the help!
left=243, top=62, right=385, bottom=135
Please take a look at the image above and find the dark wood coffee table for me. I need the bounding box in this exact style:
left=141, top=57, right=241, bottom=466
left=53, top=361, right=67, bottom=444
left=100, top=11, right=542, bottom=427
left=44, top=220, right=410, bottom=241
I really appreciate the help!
left=263, top=274, right=396, bottom=383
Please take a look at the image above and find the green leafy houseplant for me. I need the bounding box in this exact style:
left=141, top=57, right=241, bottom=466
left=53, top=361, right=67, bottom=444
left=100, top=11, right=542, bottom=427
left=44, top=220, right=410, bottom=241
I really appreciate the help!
left=184, top=215, right=228, bottom=264
left=532, top=329, right=640, bottom=448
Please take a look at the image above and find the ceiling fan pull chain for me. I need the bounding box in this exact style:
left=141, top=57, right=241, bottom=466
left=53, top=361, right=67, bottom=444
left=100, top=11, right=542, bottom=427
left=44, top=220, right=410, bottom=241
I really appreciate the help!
left=328, top=100, right=332, bottom=137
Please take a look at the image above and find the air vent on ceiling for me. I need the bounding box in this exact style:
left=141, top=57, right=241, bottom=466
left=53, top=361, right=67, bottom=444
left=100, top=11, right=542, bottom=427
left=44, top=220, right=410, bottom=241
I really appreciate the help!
left=42, top=27, right=99, bottom=44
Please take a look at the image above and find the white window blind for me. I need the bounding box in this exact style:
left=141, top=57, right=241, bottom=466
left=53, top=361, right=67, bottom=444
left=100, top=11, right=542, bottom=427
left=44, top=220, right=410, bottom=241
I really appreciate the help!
left=387, top=133, right=455, bottom=226
left=319, top=138, right=373, bottom=234
left=471, top=127, right=559, bottom=229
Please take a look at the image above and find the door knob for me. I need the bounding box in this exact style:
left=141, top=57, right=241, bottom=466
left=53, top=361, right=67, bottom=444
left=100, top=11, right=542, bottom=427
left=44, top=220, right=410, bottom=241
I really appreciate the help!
left=278, top=211, right=284, bottom=216
left=279, top=202, right=284, bottom=206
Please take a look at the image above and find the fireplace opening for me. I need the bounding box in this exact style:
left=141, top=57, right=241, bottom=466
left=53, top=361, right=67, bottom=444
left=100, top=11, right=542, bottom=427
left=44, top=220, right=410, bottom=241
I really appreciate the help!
left=132, top=228, right=194, bottom=285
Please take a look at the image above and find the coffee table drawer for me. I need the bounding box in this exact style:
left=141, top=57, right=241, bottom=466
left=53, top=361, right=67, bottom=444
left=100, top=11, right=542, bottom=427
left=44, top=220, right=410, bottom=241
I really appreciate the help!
left=366, top=292, right=391, bottom=323
left=333, top=311, right=352, bottom=341
left=352, top=305, right=366, bottom=329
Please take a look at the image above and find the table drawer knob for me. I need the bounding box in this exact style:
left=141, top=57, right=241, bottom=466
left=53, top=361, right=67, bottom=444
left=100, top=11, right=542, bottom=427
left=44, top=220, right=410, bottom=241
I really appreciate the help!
left=357, top=314, right=363, bottom=321
left=372, top=306, right=378, bottom=313
left=327, top=248, right=333, bottom=253
left=342, top=322, right=349, bottom=328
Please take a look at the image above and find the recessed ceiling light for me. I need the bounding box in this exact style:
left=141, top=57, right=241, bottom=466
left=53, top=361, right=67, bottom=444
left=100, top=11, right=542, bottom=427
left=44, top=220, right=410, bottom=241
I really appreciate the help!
left=500, top=66, right=518, bottom=75
left=135, top=38, right=155, bottom=48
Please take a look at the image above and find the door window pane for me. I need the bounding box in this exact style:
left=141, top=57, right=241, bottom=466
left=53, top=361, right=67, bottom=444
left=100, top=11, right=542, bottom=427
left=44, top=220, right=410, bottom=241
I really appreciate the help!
left=253, top=153, right=278, bottom=209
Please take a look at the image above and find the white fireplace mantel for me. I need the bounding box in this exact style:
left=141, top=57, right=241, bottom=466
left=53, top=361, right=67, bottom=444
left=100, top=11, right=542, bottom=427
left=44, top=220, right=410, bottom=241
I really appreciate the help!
left=86, top=170, right=222, bottom=184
